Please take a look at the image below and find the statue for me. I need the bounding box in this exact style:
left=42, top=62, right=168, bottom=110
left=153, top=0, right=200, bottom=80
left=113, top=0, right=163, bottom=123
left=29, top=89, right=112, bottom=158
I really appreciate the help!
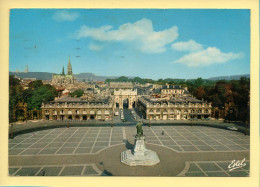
left=136, top=121, right=143, bottom=136
left=121, top=121, right=160, bottom=166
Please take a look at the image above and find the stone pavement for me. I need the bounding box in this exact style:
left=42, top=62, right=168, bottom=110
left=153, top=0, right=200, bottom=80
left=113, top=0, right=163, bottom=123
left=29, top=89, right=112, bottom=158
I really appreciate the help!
left=9, top=126, right=250, bottom=176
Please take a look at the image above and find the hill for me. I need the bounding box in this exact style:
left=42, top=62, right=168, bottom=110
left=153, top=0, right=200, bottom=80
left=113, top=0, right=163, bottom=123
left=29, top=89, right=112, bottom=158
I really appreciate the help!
left=9, top=72, right=53, bottom=80
left=9, top=72, right=118, bottom=82
left=9, top=72, right=250, bottom=82
left=208, top=74, right=250, bottom=81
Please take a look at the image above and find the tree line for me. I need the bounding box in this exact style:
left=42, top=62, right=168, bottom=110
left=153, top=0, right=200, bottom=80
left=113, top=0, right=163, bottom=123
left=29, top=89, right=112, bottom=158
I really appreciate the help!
left=9, top=75, right=58, bottom=122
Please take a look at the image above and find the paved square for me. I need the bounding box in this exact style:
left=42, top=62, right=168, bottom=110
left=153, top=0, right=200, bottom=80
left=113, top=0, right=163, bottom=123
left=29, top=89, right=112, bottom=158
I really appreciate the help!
left=9, top=125, right=249, bottom=176
left=180, top=161, right=249, bottom=177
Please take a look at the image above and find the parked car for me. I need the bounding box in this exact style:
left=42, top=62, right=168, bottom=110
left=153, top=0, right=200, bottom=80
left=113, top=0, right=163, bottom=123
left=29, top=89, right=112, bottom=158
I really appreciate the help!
left=227, top=126, right=238, bottom=131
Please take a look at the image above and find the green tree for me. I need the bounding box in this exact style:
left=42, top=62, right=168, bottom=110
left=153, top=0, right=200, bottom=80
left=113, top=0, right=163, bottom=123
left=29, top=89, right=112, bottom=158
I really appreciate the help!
left=29, top=86, right=56, bottom=110
left=9, top=75, right=23, bottom=122
left=28, top=80, right=43, bottom=90
left=70, top=89, right=84, bottom=98
left=9, top=75, right=20, bottom=87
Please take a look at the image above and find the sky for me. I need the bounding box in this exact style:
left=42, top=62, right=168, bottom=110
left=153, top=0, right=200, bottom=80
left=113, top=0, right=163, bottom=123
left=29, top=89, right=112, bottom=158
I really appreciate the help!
left=9, top=9, right=250, bottom=80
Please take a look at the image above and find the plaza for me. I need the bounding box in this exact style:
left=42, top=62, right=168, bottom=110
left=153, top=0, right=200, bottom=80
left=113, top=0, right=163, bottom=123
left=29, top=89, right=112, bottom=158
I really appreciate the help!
left=9, top=124, right=249, bottom=176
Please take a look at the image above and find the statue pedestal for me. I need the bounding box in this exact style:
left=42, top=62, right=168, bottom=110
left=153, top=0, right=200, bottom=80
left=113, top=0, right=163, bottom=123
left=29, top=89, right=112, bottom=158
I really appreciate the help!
left=121, top=135, right=160, bottom=166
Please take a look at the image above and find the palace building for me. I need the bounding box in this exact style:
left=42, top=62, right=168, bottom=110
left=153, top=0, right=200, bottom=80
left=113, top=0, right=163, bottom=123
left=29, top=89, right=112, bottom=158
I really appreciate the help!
left=161, top=85, right=190, bottom=97
left=52, top=56, right=76, bottom=85
left=137, top=95, right=212, bottom=120
left=41, top=96, right=113, bottom=121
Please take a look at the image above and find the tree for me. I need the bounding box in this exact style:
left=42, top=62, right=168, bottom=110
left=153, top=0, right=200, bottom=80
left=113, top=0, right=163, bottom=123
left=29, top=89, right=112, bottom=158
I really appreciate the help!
left=9, top=75, right=20, bottom=87
left=28, top=80, right=43, bottom=90
left=29, top=86, right=56, bottom=110
left=9, top=76, right=24, bottom=122
left=70, top=89, right=84, bottom=98
left=195, top=86, right=206, bottom=100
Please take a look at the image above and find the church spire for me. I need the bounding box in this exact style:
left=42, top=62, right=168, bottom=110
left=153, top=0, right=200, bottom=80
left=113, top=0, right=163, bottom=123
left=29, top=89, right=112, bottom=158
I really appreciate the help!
left=67, top=56, right=72, bottom=75
left=62, top=66, right=65, bottom=75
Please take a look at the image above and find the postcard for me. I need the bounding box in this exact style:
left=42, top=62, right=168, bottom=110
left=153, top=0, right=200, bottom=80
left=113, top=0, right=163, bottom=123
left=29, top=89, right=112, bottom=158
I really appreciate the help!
left=0, top=1, right=259, bottom=187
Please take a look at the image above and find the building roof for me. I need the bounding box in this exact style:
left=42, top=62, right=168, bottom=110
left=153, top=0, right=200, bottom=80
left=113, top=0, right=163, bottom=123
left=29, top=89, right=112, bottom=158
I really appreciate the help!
left=141, top=95, right=204, bottom=105
left=50, top=96, right=111, bottom=104
left=162, top=85, right=182, bottom=89
left=54, top=97, right=82, bottom=102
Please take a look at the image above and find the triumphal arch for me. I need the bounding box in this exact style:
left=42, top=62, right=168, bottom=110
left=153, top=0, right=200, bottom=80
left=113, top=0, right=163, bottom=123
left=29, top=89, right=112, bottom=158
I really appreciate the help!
left=113, top=89, right=138, bottom=109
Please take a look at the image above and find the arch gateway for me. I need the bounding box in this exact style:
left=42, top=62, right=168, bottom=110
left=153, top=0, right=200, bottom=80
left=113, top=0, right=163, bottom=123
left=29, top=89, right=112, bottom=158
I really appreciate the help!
left=113, top=89, right=138, bottom=109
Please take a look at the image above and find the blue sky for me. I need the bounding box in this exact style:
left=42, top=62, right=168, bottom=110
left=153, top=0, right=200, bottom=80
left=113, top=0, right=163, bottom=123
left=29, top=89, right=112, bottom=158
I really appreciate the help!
left=9, top=9, right=250, bottom=79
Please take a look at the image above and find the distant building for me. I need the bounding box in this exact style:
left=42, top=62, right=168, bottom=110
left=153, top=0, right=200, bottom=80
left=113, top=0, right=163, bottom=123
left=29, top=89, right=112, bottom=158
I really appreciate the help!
left=161, top=85, right=190, bottom=97
left=24, top=65, right=29, bottom=73
left=137, top=95, right=212, bottom=120
left=41, top=96, right=113, bottom=121
left=52, top=56, right=76, bottom=85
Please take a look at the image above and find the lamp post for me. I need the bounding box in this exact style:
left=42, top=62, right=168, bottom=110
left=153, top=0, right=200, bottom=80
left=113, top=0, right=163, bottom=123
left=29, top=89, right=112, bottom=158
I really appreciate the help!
left=111, top=103, right=114, bottom=127
left=245, top=121, right=248, bottom=136
left=10, top=123, right=14, bottom=139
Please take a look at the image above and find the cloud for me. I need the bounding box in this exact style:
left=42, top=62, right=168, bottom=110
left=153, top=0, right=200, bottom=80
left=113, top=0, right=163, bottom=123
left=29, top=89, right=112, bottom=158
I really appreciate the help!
left=75, top=18, right=179, bottom=53
left=53, top=10, right=79, bottom=22
left=89, top=43, right=104, bottom=51
left=174, top=47, right=243, bottom=67
left=171, top=39, right=203, bottom=52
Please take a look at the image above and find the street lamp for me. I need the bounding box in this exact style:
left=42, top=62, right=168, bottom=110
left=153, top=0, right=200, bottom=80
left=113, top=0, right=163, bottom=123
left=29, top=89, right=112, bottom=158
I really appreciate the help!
left=10, top=123, right=14, bottom=139
left=111, top=103, right=114, bottom=127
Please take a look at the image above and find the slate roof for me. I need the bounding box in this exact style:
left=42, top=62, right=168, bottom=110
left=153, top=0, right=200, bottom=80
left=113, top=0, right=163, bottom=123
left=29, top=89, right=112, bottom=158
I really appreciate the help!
left=162, top=85, right=182, bottom=89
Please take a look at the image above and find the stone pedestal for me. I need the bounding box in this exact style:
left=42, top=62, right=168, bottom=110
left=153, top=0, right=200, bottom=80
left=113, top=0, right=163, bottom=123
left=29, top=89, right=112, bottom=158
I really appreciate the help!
left=121, top=135, right=160, bottom=166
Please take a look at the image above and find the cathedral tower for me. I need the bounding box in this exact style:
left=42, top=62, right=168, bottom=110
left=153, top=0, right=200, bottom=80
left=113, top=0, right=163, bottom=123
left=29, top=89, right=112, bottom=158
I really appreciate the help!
left=67, top=56, right=72, bottom=75
left=62, top=66, right=65, bottom=75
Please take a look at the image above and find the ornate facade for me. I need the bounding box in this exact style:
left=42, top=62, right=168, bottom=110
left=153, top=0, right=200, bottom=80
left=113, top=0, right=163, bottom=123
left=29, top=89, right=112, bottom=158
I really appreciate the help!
left=113, top=89, right=138, bottom=109
left=52, top=57, right=76, bottom=85
left=161, top=85, right=190, bottom=97
left=137, top=96, right=212, bottom=120
left=41, top=97, right=113, bottom=121
left=109, top=82, right=133, bottom=89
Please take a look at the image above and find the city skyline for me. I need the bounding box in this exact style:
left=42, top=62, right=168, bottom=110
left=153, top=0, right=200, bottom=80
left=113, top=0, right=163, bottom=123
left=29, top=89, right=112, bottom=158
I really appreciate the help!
left=9, top=9, right=250, bottom=79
